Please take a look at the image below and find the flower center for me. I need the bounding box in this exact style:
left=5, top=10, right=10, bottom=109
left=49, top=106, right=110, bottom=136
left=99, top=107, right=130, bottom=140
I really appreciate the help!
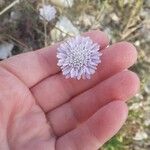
left=68, top=46, right=90, bottom=68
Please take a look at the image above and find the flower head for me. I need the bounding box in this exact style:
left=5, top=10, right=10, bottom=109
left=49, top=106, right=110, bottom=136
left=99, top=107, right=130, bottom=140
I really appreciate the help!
left=39, top=5, right=56, bottom=22
left=57, top=36, right=102, bottom=80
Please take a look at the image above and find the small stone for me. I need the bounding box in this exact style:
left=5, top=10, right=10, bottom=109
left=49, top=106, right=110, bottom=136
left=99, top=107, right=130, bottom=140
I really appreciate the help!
left=51, top=16, right=79, bottom=41
left=0, top=42, right=14, bottom=59
left=51, top=0, right=74, bottom=8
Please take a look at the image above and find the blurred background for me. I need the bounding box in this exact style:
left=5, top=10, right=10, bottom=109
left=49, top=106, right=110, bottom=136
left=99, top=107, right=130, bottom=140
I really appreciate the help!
left=0, top=0, right=149, bottom=149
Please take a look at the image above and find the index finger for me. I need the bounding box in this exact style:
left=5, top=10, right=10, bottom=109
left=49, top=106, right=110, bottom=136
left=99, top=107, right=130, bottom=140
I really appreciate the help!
left=0, top=30, right=109, bottom=88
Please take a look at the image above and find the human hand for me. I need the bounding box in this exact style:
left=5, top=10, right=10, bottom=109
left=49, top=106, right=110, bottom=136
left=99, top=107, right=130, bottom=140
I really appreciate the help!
left=0, top=31, right=139, bottom=150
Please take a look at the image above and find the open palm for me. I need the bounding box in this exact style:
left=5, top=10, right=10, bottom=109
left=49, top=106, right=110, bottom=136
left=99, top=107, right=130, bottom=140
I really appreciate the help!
left=0, top=31, right=139, bottom=150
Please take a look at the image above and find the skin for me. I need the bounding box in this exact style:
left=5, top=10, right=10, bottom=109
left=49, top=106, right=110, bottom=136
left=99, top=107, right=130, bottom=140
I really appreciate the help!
left=0, top=31, right=140, bottom=150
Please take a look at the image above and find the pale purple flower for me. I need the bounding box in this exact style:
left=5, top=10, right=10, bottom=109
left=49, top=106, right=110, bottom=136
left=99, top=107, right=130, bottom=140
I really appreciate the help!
left=57, top=36, right=102, bottom=80
left=39, top=5, right=56, bottom=22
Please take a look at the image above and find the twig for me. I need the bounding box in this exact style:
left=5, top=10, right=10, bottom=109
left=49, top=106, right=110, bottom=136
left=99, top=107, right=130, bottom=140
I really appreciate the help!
left=5, top=34, right=30, bottom=49
left=0, top=0, right=20, bottom=16
left=54, top=26, right=74, bottom=37
left=95, top=0, right=107, bottom=23
left=122, top=0, right=143, bottom=38
left=42, top=0, right=48, bottom=47
left=121, top=23, right=142, bottom=40
left=126, top=32, right=141, bottom=41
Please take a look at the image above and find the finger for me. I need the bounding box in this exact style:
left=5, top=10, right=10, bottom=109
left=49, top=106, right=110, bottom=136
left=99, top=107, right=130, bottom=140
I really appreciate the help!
left=47, top=71, right=139, bottom=136
left=0, top=31, right=109, bottom=87
left=32, top=42, right=137, bottom=112
left=0, top=67, right=34, bottom=112
left=56, top=101, right=128, bottom=150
